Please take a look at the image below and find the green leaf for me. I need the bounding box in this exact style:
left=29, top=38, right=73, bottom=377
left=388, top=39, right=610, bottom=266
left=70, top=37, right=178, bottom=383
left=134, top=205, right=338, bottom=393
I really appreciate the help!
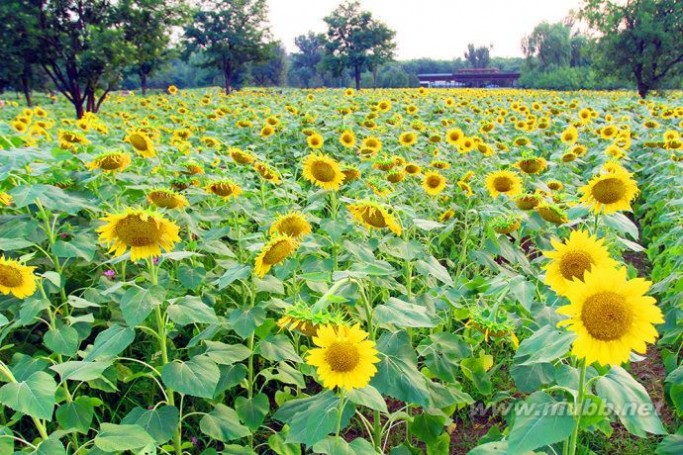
left=374, top=297, right=438, bottom=328
left=215, top=265, right=251, bottom=290
left=44, top=325, right=80, bottom=356
left=0, top=237, right=34, bottom=251
left=32, top=437, right=66, bottom=455
left=0, top=426, right=14, bottom=453
left=312, top=437, right=354, bottom=455
left=256, top=334, right=302, bottom=362
left=229, top=306, right=266, bottom=339
left=53, top=236, right=97, bottom=261
left=120, top=285, right=165, bottom=327
left=56, top=396, right=96, bottom=434
left=9, top=184, right=96, bottom=215
left=410, top=411, right=446, bottom=445
left=657, top=434, right=683, bottom=454
left=50, top=361, right=112, bottom=382
left=235, top=393, right=270, bottom=431
left=461, top=353, right=493, bottom=395
left=415, top=256, right=453, bottom=285
left=161, top=355, right=220, bottom=398
left=178, top=264, right=206, bottom=290
left=204, top=341, right=252, bottom=365
left=215, top=364, right=248, bottom=396
left=417, top=332, right=471, bottom=383
left=371, top=331, right=430, bottom=407
left=94, top=423, right=155, bottom=452
left=514, top=325, right=574, bottom=365
left=167, top=295, right=218, bottom=325
left=199, top=404, right=251, bottom=442
left=347, top=386, right=388, bottom=413
left=595, top=366, right=667, bottom=437
left=82, top=324, right=135, bottom=361
left=273, top=391, right=355, bottom=447
left=268, top=428, right=301, bottom=455
left=508, top=391, right=574, bottom=454
left=121, top=405, right=179, bottom=444
left=0, top=371, right=56, bottom=420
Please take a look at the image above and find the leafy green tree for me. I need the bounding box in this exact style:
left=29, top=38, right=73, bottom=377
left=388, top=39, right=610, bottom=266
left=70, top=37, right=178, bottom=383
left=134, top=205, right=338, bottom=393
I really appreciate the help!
left=322, top=0, right=396, bottom=90
left=120, top=0, right=189, bottom=95
left=183, top=0, right=271, bottom=94
left=0, top=1, right=41, bottom=105
left=580, top=0, right=683, bottom=98
left=464, top=44, right=492, bottom=68
left=250, top=41, right=288, bottom=86
left=290, top=32, right=324, bottom=88
left=522, top=22, right=572, bottom=70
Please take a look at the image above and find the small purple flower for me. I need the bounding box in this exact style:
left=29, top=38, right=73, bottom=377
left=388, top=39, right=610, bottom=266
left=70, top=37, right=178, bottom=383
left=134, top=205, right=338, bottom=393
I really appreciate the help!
left=191, top=436, right=198, bottom=446
left=153, top=257, right=160, bottom=265
left=59, top=232, right=69, bottom=239
left=103, top=269, right=116, bottom=279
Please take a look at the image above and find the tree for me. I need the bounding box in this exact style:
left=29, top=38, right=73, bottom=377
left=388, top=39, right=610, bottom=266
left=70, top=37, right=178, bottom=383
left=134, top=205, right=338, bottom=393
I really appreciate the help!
left=580, top=0, right=683, bottom=98
left=322, top=0, right=396, bottom=90
left=250, top=41, right=288, bottom=86
left=120, top=0, right=188, bottom=95
left=522, top=22, right=572, bottom=70
left=184, top=0, right=271, bottom=94
left=0, top=1, right=40, bottom=105
left=464, top=44, right=492, bottom=68
left=290, top=32, right=324, bottom=88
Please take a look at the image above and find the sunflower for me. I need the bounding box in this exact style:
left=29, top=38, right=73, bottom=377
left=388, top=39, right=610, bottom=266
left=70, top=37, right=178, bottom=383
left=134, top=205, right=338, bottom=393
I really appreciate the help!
left=439, top=208, right=455, bottom=222
left=260, top=125, right=275, bottom=138
left=341, top=166, right=361, bottom=183
left=486, top=170, right=523, bottom=198
left=0, top=192, right=12, bottom=206
left=339, top=130, right=356, bottom=148
left=127, top=132, right=156, bottom=158
left=302, top=153, right=344, bottom=191
left=404, top=163, right=421, bottom=175
left=517, top=157, right=547, bottom=174
left=254, top=162, right=282, bottom=184
left=306, top=324, right=380, bottom=391
left=561, top=125, right=579, bottom=145
left=167, top=85, right=178, bottom=95
left=229, top=148, right=256, bottom=165
left=254, top=235, right=298, bottom=278
left=147, top=189, right=189, bottom=210
left=543, top=230, right=618, bottom=296
left=307, top=133, right=324, bottom=149
left=270, top=212, right=312, bottom=239
left=536, top=203, right=568, bottom=225
left=0, top=256, right=36, bottom=299
left=458, top=181, right=473, bottom=197
left=399, top=131, right=417, bottom=146
left=557, top=266, right=663, bottom=366
left=206, top=180, right=242, bottom=200
left=422, top=171, right=447, bottom=196
left=386, top=170, right=406, bottom=184
left=348, top=201, right=402, bottom=235
left=579, top=170, right=638, bottom=214
left=361, top=136, right=382, bottom=152
left=547, top=180, right=564, bottom=191
left=86, top=152, right=131, bottom=173
left=97, top=208, right=181, bottom=261
left=491, top=216, right=522, bottom=234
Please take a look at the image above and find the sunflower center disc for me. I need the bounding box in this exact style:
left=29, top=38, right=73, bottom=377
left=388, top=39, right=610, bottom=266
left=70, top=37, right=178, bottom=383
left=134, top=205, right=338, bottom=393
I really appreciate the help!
left=591, top=178, right=626, bottom=204
left=559, top=250, right=594, bottom=281
left=325, top=341, right=361, bottom=372
left=427, top=176, right=442, bottom=188
left=581, top=291, right=633, bottom=341
left=0, top=264, right=24, bottom=287
left=278, top=218, right=305, bottom=237
left=312, top=161, right=336, bottom=182
left=363, top=208, right=388, bottom=228
left=494, top=176, right=513, bottom=192
left=262, top=240, right=293, bottom=265
left=100, top=155, right=124, bottom=170
left=211, top=183, right=234, bottom=197
left=115, top=215, right=162, bottom=247
left=129, top=135, right=149, bottom=151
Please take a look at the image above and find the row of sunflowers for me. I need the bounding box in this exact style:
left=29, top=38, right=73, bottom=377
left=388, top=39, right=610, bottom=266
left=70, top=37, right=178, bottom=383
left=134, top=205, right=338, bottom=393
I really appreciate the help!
left=0, top=87, right=681, bottom=454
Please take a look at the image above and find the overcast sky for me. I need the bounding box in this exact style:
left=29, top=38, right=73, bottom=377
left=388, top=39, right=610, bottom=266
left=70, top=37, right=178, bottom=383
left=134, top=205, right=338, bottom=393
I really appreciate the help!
left=268, top=0, right=583, bottom=60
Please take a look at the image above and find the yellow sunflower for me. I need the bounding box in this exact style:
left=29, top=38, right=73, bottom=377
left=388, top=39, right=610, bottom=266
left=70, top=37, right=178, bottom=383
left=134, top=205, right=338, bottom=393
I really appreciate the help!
left=560, top=125, right=579, bottom=145
left=361, top=136, right=382, bottom=152
left=0, top=192, right=12, bottom=206
left=348, top=201, right=402, bottom=235
left=306, top=324, right=380, bottom=391
left=97, top=208, right=181, bottom=261
left=557, top=266, right=663, bottom=366
left=307, top=133, right=324, bottom=149
left=0, top=256, right=36, bottom=299
left=516, top=157, right=547, bottom=175
left=579, top=170, right=638, bottom=214
left=485, top=170, right=523, bottom=198
left=339, top=130, right=356, bottom=148
left=399, top=131, right=417, bottom=147
left=446, top=128, right=464, bottom=145
left=254, top=235, right=298, bottom=278
left=205, top=180, right=242, bottom=200
left=87, top=152, right=131, bottom=173
left=543, top=230, right=618, bottom=296
left=422, top=171, right=447, bottom=196
left=127, top=132, right=156, bottom=158
left=270, top=212, right=312, bottom=239
left=147, top=189, right=189, bottom=210
left=302, top=153, right=344, bottom=191
left=230, top=148, right=256, bottom=165
left=458, top=181, right=473, bottom=197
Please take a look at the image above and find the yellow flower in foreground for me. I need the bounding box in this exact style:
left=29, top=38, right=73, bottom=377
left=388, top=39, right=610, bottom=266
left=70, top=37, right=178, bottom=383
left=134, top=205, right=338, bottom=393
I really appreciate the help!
left=270, top=211, right=312, bottom=239
left=422, top=171, right=447, bottom=196
left=544, top=230, right=618, bottom=296
left=302, top=153, right=344, bottom=191
left=306, top=324, right=380, bottom=390
left=348, top=201, right=402, bottom=235
left=399, top=131, right=417, bottom=146
left=254, top=235, right=298, bottom=278
left=98, top=208, right=180, bottom=261
left=558, top=266, right=663, bottom=366
left=561, top=125, right=578, bottom=145
left=0, top=256, right=36, bottom=299
left=147, top=189, right=189, bottom=210
left=87, top=151, right=131, bottom=173
left=485, top=170, right=523, bottom=198
left=579, top=169, right=638, bottom=214
left=127, top=131, right=156, bottom=158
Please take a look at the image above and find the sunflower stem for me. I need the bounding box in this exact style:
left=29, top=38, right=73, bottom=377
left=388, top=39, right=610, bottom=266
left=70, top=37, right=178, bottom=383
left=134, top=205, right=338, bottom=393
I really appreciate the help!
left=335, top=389, right=347, bottom=441
left=568, top=359, right=587, bottom=455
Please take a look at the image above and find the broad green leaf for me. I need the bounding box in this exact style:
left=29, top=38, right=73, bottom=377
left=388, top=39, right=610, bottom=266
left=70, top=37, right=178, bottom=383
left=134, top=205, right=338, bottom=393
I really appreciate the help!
left=204, top=341, right=252, bottom=365
left=119, top=285, right=166, bottom=327
left=215, top=364, right=248, bottom=396
left=215, top=265, right=251, bottom=290
left=657, top=434, right=683, bottom=454
left=167, top=295, right=218, bottom=325
left=177, top=264, right=206, bottom=290
left=161, top=355, right=220, bottom=398
left=94, top=423, right=155, bottom=452
left=347, top=386, right=388, bottom=413
left=410, top=411, right=446, bottom=445
left=0, top=237, right=34, bottom=250
left=44, top=325, right=80, bottom=356
left=82, top=324, right=135, bottom=361
left=508, top=391, right=574, bottom=454
left=256, top=334, right=302, bottom=362
left=0, top=371, right=56, bottom=420
left=200, top=404, right=251, bottom=442
left=56, top=396, right=96, bottom=434
left=0, top=426, right=14, bottom=453
left=418, top=332, right=471, bottom=382
left=415, top=256, right=453, bottom=286
left=229, top=306, right=266, bottom=339
left=374, top=297, right=438, bottom=328
left=515, top=325, right=574, bottom=365
left=121, top=405, right=179, bottom=444
left=50, top=361, right=112, bottom=382
left=235, top=393, right=270, bottom=431
left=53, top=236, right=97, bottom=261
left=32, top=437, right=66, bottom=455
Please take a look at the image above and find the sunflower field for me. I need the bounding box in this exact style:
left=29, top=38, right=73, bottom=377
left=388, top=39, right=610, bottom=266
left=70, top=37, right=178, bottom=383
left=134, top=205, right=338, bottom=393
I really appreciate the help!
left=0, top=87, right=681, bottom=455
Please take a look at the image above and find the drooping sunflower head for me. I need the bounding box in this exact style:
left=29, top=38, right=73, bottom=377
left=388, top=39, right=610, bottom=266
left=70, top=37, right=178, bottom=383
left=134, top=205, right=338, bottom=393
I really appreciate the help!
left=97, top=208, right=181, bottom=261
left=348, top=201, right=402, bottom=235
left=147, top=188, right=189, bottom=210
left=457, top=180, right=473, bottom=197
left=254, top=235, right=299, bottom=278
left=422, top=171, right=447, bottom=196
left=557, top=266, right=663, bottom=366
left=341, top=166, right=361, bottom=183
left=386, top=170, right=406, bottom=184
left=0, top=256, right=36, bottom=299
left=253, top=161, right=282, bottom=184
left=404, top=163, right=421, bottom=175
left=515, top=193, right=541, bottom=210
left=491, top=215, right=522, bottom=235
left=229, top=148, right=256, bottom=165
left=127, top=131, right=156, bottom=158
left=87, top=151, right=131, bottom=173
left=485, top=170, right=523, bottom=198
left=270, top=212, right=312, bottom=239
left=205, top=180, right=243, bottom=199
left=579, top=170, right=638, bottom=214
left=516, top=157, right=547, bottom=175
left=277, top=304, right=345, bottom=337
left=547, top=180, right=564, bottom=191
left=306, top=324, right=380, bottom=390
left=543, top=230, right=618, bottom=296
left=536, top=202, right=568, bottom=225
left=302, top=153, right=344, bottom=191
left=439, top=208, right=455, bottom=222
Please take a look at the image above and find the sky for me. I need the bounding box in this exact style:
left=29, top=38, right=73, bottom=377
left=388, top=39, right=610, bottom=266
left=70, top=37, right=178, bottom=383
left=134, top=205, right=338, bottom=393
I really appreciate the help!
left=267, top=0, right=584, bottom=60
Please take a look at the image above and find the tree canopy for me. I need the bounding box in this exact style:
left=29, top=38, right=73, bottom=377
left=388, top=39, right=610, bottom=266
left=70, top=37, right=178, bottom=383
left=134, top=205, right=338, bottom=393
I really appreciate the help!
left=464, top=44, right=492, bottom=68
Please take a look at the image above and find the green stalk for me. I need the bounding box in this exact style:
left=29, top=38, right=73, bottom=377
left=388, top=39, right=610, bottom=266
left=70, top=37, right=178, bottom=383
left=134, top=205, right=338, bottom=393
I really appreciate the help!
left=335, top=389, right=347, bottom=440
left=568, top=359, right=587, bottom=455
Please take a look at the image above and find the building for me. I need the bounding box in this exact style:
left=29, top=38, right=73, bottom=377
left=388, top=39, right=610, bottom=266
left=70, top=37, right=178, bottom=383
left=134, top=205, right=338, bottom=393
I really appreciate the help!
left=417, top=68, right=520, bottom=88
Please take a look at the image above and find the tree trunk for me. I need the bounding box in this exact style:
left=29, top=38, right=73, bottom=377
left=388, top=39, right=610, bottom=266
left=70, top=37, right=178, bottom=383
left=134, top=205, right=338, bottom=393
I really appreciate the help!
left=140, top=72, right=147, bottom=96
left=224, top=62, right=232, bottom=95
left=372, top=67, right=378, bottom=88
left=354, top=65, right=361, bottom=90
left=637, top=80, right=649, bottom=99
left=21, top=74, right=32, bottom=107
left=74, top=101, right=84, bottom=119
